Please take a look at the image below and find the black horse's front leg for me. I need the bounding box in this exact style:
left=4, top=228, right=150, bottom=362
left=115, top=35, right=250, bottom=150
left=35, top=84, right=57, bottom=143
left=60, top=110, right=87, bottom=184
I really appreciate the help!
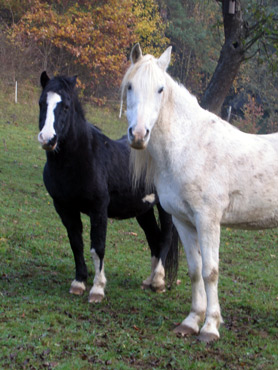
left=54, top=201, right=87, bottom=296
left=88, top=208, right=108, bottom=303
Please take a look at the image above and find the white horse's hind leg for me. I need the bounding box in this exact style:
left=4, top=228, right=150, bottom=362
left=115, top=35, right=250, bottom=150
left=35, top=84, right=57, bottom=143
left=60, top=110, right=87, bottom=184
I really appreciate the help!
left=197, top=217, right=221, bottom=342
left=88, top=249, right=107, bottom=303
left=172, top=218, right=206, bottom=336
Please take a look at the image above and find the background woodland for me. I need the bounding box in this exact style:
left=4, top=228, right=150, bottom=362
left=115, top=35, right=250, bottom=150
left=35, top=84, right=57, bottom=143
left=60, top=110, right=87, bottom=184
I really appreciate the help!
left=0, top=0, right=277, bottom=132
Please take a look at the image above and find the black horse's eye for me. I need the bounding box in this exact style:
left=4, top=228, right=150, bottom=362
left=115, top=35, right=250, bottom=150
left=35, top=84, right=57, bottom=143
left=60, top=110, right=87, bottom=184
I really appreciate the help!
left=127, top=83, right=132, bottom=91
left=158, top=87, right=164, bottom=94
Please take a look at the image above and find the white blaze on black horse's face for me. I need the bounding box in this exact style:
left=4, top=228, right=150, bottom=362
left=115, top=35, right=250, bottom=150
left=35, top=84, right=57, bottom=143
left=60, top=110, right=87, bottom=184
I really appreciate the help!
left=38, top=91, right=62, bottom=151
left=124, top=44, right=172, bottom=150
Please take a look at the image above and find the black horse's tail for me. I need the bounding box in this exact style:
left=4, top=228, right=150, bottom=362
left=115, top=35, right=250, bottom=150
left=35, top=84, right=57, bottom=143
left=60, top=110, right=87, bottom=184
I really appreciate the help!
left=164, top=224, right=180, bottom=288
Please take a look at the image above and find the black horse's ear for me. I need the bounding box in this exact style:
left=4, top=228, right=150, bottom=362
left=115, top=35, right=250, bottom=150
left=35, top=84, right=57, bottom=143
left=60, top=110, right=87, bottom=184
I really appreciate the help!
left=68, top=75, right=77, bottom=88
left=40, top=71, right=50, bottom=88
left=130, top=43, right=142, bottom=64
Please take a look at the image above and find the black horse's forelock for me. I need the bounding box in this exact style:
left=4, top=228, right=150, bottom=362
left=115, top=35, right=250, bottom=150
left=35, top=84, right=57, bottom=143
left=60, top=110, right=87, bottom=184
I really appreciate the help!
left=41, top=75, right=85, bottom=122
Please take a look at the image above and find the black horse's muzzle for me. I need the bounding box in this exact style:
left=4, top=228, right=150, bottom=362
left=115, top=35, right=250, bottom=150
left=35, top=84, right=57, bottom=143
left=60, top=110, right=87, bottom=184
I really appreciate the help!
left=39, top=133, right=57, bottom=151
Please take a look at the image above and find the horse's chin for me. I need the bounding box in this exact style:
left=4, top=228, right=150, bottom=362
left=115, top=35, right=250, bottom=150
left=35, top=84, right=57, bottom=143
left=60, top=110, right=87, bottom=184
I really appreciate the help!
left=130, top=143, right=147, bottom=150
left=42, top=143, right=57, bottom=152
left=130, top=140, right=148, bottom=150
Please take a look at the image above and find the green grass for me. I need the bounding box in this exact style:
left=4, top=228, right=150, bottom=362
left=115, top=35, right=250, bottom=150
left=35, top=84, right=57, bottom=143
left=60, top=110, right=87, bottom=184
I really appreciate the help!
left=0, top=83, right=277, bottom=369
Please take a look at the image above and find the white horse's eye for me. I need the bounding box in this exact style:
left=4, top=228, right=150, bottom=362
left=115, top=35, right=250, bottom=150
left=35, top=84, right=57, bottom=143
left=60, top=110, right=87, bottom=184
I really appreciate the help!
left=158, top=87, right=164, bottom=94
left=127, top=83, right=132, bottom=91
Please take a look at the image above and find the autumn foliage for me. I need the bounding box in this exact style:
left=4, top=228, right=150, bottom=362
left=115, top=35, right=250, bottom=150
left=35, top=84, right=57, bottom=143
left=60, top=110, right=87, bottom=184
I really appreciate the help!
left=8, top=0, right=168, bottom=103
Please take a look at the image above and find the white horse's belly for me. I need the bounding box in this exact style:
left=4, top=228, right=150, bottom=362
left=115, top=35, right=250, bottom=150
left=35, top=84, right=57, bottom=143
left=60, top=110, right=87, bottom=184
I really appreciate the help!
left=157, top=173, right=278, bottom=231
left=222, top=199, right=278, bottom=230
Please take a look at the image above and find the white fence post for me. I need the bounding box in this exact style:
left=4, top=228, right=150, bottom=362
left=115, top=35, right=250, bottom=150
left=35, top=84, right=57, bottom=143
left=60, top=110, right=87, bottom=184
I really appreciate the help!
left=15, top=81, right=17, bottom=103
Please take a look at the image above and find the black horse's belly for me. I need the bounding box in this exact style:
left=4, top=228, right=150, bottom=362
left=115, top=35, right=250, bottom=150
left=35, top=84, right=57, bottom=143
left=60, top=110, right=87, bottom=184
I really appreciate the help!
left=107, top=189, right=157, bottom=219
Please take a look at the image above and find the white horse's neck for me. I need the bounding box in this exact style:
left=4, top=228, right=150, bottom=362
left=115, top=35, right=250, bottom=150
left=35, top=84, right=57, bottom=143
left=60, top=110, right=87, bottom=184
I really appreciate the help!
left=160, top=74, right=203, bottom=130
left=147, top=75, right=204, bottom=175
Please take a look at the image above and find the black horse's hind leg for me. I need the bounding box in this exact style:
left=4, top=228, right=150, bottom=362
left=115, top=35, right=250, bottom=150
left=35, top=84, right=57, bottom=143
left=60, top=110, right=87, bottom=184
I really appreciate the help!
left=136, top=208, right=166, bottom=292
left=156, top=203, right=179, bottom=288
left=88, top=208, right=108, bottom=303
left=136, top=204, right=179, bottom=292
left=54, top=201, right=87, bottom=295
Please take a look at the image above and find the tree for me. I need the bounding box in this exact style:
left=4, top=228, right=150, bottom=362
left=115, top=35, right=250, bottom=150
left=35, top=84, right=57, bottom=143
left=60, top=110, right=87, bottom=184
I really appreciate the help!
left=10, top=0, right=136, bottom=103
left=133, top=0, right=169, bottom=56
left=161, top=0, right=221, bottom=96
left=7, top=0, right=169, bottom=102
left=200, top=0, right=278, bottom=115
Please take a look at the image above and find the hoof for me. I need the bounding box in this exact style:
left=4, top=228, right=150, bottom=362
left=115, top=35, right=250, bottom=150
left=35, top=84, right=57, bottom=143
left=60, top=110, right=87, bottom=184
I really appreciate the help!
left=69, top=280, right=86, bottom=296
left=173, top=324, right=198, bottom=337
left=141, top=282, right=151, bottom=290
left=88, top=293, right=104, bottom=303
left=150, top=284, right=166, bottom=293
left=197, top=332, right=219, bottom=343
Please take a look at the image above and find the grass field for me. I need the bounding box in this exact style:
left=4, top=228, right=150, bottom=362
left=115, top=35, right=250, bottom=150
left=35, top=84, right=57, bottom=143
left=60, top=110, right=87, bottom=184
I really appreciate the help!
left=0, top=82, right=277, bottom=369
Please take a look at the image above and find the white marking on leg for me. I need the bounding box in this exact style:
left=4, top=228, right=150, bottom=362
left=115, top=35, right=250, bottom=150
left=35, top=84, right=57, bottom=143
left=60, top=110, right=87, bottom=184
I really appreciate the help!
left=142, top=193, right=156, bottom=204
left=152, top=258, right=166, bottom=292
left=70, top=279, right=86, bottom=295
left=38, top=92, right=61, bottom=145
left=89, top=249, right=107, bottom=302
left=142, top=256, right=159, bottom=287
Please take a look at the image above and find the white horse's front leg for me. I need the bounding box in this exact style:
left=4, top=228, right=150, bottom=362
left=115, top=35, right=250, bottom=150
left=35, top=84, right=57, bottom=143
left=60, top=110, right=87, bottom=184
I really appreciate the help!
left=88, top=248, right=107, bottom=303
left=197, top=216, right=222, bottom=342
left=172, top=218, right=207, bottom=336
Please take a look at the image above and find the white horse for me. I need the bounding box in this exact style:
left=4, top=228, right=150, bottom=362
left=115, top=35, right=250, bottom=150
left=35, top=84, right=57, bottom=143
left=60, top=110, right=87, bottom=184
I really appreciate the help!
left=120, top=43, right=278, bottom=342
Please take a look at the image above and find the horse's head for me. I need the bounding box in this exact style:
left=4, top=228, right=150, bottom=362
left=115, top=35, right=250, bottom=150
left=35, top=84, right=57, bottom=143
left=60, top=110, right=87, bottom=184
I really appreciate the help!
left=121, top=44, right=172, bottom=150
left=38, top=72, right=77, bottom=152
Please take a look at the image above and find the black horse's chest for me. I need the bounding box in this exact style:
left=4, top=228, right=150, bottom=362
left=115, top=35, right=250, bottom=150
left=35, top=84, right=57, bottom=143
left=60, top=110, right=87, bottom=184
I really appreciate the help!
left=43, top=161, right=94, bottom=202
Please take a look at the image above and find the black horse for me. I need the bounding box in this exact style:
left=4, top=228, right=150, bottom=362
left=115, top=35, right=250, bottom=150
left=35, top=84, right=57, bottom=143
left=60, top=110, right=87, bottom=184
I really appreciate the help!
left=38, top=72, right=179, bottom=302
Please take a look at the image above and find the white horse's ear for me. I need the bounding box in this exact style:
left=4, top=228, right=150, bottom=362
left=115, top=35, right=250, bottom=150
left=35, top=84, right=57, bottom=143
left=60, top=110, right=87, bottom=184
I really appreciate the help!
left=157, top=46, right=172, bottom=71
left=130, top=43, right=142, bottom=64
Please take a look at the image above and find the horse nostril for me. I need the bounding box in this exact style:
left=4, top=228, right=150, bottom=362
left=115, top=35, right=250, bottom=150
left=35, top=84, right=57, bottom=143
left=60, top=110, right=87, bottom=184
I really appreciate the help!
left=145, top=129, right=149, bottom=138
left=129, top=127, right=134, bottom=139
left=48, top=134, right=57, bottom=147
left=38, top=132, right=43, bottom=142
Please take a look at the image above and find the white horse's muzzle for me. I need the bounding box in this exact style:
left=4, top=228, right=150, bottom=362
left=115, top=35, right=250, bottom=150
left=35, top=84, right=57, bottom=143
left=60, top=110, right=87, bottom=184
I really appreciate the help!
left=128, top=126, right=150, bottom=150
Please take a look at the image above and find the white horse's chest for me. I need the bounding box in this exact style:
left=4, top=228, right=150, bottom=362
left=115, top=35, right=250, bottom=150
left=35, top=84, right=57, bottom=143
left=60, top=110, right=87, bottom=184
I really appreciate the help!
left=156, top=175, right=196, bottom=225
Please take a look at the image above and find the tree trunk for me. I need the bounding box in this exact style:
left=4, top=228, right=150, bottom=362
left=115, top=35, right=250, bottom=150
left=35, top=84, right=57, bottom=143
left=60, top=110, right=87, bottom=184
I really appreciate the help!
left=200, top=0, right=247, bottom=116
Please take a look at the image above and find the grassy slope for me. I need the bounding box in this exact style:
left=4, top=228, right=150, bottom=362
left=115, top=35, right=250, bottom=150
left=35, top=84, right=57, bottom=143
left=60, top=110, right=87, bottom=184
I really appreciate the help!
left=0, top=83, right=277, bottom=369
